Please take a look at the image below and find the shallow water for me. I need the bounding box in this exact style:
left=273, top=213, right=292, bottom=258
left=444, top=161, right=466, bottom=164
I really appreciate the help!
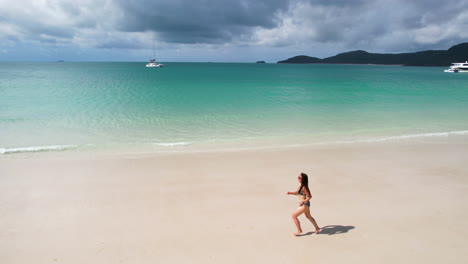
left=1, top=62, right=467, bottom=154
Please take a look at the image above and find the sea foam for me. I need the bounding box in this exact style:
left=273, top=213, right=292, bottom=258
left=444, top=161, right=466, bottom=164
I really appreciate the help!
left=154, top=142, right=191, bottom=147
left=0, top=145, right=77, bottom=154
left=339, top=130, right=468, bottom=144
left=1, top=130, right=467, bottom=155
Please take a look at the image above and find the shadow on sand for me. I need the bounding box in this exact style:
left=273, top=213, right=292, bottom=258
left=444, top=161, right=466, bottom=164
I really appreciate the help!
left=298, top=225, right=355, bottom=236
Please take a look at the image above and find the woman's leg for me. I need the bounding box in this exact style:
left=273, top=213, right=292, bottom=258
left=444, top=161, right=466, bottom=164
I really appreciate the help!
left=292, top=206, right=307, bottom=236
left=304, top=207, right=321, bottom=234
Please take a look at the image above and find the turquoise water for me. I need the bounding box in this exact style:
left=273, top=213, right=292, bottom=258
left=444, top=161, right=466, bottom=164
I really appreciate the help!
left=1, top=62, right=468, bottom=154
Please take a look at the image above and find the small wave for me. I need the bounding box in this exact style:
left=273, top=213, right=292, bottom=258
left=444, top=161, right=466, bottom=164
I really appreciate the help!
left=339, top=130, right=468, bottom=144
left=153, top=142, right=191, bottom=147
left=172, top=130, right=468, bottom=153
left=0, top=144, right=77, bottom=154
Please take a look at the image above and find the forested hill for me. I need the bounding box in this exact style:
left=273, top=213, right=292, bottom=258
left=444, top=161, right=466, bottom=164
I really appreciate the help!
left=277, top=43, right=468, bottom=66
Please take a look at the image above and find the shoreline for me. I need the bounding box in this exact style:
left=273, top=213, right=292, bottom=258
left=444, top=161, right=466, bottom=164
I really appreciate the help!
left=1, top=139, right=468, bottom=263
left=2, top=129, right=468, bottom=159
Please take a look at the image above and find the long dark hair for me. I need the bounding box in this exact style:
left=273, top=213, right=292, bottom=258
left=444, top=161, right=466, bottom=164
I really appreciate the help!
left=298, top=172, right=311, bottom=196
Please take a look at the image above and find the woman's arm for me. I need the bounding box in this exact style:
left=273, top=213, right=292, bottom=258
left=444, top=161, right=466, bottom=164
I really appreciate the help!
left=302, top=188, right=312, bottom=203
left=286, top=191, right=298, bottom=195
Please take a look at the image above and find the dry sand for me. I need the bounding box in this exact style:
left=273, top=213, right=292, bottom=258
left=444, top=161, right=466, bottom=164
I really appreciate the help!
left=1, top=140, right=468, bottom=263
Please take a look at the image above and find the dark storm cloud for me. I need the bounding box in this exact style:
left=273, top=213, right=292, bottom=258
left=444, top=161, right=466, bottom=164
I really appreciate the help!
left=110, top=0, right=467, bottom=50
left=0, top=1, right=89, bottom=44
left=0, top=0, right=466, bottom=59
left=303, top=0, right=368, bottom=7
left=288, top=0, right=468, bottom=51
left=114, top=0, right=289, bottom=43
left=96, top=38, right=147, bottom=49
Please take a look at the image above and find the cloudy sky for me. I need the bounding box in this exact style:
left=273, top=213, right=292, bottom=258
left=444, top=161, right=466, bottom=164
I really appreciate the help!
left=0, top=0, right=467, bottom=62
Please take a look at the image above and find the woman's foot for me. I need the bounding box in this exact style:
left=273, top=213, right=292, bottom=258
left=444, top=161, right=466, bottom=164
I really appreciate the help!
left=294, top=229, right=303, bottom=236
left=314, top=228, right=321, bottom=234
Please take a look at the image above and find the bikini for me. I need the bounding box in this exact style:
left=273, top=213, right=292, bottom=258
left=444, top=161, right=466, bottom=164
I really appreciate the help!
left=299, top=189, right=311, bottom=207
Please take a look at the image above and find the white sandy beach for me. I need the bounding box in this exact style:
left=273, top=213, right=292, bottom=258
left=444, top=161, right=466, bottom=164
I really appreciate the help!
left=1, top=140, right=468, bottom=263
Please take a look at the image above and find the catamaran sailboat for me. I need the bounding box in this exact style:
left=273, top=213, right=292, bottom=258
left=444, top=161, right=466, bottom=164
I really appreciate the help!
left=146, top=40, right=164, bottom=67
left=146, top=59, right=163, bottom=67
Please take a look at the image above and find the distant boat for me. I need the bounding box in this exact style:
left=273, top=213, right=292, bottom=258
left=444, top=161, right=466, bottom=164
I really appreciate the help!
left=146, top=59, right=163, bottom=67
left=444, top=61, right=468, bottom=73
left=146, top=39, right=164, bottom=67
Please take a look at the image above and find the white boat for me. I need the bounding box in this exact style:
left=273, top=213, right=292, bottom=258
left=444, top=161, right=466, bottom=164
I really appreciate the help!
left=146, top=39, right=164, bottom=67
left=146, top=59, right=163, bottom=67
left=444, top=61, right=468, bottom=73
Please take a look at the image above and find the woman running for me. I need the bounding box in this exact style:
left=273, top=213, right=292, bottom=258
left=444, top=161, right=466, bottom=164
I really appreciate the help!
left=286, top=173, right=320, bottom=236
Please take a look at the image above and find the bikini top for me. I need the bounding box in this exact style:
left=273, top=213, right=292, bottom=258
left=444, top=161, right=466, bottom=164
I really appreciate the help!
left=298, top=188, right=308, bottom=197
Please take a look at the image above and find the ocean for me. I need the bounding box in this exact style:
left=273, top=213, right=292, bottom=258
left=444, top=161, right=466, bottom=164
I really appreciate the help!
left=1, top=62, right=468, bottom=155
